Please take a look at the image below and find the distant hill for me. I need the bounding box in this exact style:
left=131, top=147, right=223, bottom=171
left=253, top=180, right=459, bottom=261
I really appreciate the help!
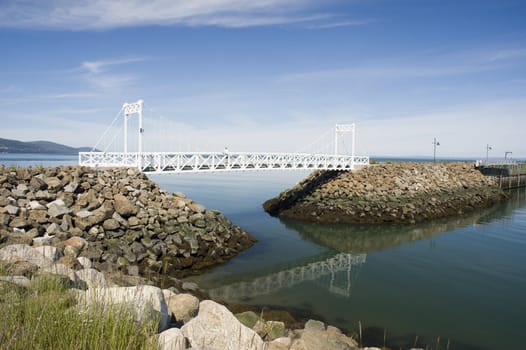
left=0, top=138, right=93, bottom=154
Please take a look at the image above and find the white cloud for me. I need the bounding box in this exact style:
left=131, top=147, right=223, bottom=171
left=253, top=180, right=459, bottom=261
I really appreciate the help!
left=0, top=0, right=367, bottom=30
left=76, top=56, right=146, bottom=90
left=488, top=48, right=526, bottom=62
left=80, top=57, right=146, bottom=74
left=307, top=19, right=369, bottom=29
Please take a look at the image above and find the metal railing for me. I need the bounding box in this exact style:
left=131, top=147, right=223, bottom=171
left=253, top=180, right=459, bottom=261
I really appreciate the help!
left=79, top=151, right=370, bottom=174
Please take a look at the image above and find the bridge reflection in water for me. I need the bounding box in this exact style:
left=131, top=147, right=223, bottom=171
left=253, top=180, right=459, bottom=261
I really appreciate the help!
left=209, top=253, right=366, bottom=301
left=207, top=190, right=526, bottom=304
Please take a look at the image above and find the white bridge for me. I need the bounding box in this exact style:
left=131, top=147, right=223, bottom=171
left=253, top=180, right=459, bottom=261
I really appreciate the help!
left=209, top=253, right=366, bottom=301
left=79, top=100, right=369, bottom=174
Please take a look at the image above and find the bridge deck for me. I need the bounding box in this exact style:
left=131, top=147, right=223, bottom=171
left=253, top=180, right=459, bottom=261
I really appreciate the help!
left=79, top=151, right=369, bottom=174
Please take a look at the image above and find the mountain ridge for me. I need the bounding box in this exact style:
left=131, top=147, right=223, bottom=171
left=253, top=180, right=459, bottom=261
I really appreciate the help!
left=0, top=138, right=93, bottom=154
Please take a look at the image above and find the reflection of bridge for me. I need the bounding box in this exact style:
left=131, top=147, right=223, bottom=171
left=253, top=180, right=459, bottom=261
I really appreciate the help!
left=209, top=253, right=366, bottom=301
left=78, top=100, right=369, bottom=174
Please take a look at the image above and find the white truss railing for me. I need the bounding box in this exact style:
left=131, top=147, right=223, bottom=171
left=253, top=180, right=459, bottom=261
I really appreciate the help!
left=79, top=151, right=369, bottom=174
left=209, top=253, right=366, bottom=300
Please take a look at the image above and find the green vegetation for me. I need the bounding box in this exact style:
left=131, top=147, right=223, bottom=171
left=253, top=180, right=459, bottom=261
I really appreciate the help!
left=0, top=273, right=159, bottom=350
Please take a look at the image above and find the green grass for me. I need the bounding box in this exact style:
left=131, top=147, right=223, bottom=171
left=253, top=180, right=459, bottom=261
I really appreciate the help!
left=0, top=274, right=160, bottom=350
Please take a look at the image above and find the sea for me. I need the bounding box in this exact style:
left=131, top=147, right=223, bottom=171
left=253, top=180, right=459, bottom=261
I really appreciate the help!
left=2, top=153, right=525, bottom=350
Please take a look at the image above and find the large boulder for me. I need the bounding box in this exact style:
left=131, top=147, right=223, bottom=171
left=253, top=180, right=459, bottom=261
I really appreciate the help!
left=114, top=194, right=138, bottom=217
left=76, top=268, right=108, bottom=289
left=47, top=199, right=72, bottom=218
left=182, top=300, right=266, bottom=350
left=165, top=292, right=199, bottom=324
left=289, top=321, right=358, bottom=350
left=0, top=244, right=53, bottom=267
left=78, top=285, right=171, bottom=332
left=157, top=328, right=186, bottom=350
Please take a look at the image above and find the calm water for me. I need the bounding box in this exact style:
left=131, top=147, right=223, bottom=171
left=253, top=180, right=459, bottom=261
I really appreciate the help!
left=3, top=154, right=525, bottom=350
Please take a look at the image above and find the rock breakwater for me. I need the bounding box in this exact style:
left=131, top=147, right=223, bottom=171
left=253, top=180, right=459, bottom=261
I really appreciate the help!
left=264, top=162, right=508, bottom=224
left=0, top=165, right=255, bottom=279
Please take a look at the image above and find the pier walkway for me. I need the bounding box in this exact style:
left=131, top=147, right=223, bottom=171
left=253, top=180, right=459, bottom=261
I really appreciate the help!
left=78, top=100, right=369, bottom=174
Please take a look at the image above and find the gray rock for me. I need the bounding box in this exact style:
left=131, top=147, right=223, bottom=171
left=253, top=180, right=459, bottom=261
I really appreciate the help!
left=30, top=176, right=47, bottom=191
left=32, top=234, right=54, bottom=246
left=46, top=222, right=61, bottom=235
left=182, top=300, right=266, bottom=350
left=76, top=210, right=92, bottom=218
left=182, top=281, right=199, bottom=292
left=33, top=245, right=62, bottom=262
left=47, top=199, right=71, bottom=218
left=304, top=319, right=326, bottom=331
left=78, top=285, right=171, bottom=332
left=76, top=268, right=108, bottom=289
left=5, top=204, right=19, bottom=215
left=12, top=187, right=28, bottom=198
left=35, top=190, right=54, bottom=200
left=28, top=200, right=47, bottom=210
left=64, top=182, right=79, bottom=193
left=157, top=328, right=186, bottom=350
left=0, top=275, right=31, bottom=288
left=0, top=244, right=53, bottom=267
left=127, top=265, right=139, bottom=276
left=268, top=337, right=292, bottom=350
left=40, top=263, right=79, bottom=284
left=77, top=256, right=92, bottom=269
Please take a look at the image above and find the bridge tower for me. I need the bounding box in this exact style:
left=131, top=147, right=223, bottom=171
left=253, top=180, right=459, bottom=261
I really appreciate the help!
left=335, top=123, right=355, bottom=169
left=122, top=99, right=144, bottom=154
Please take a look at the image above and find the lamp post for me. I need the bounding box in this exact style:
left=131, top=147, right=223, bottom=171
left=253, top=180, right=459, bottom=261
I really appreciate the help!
left=433, top=138, right=440, bottom=163
left=486, top=144, right=492, bottom=164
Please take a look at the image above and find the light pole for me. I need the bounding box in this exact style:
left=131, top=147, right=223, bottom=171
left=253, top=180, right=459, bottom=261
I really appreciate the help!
left=486, top=144, right=492, bottom=163
left=433, top=138, right=440, bottom=163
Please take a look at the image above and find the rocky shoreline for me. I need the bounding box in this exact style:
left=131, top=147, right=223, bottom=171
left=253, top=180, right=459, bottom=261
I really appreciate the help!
left=0, top=165, right=255, bottom=281
left=264, top=162, right=508, bottom=224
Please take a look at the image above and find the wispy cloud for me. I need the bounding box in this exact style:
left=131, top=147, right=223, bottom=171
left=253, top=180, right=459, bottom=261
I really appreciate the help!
left=80, top=57, right=146, bottom=74
left=0, top=0, right=363, bottom=30
left=76, top=56, right=146, bottom=89
left=488, top=48, right=526, bottom=62
left=308, top=19, right=369, bottom=29
left=277, top=45, right=526, bottom=83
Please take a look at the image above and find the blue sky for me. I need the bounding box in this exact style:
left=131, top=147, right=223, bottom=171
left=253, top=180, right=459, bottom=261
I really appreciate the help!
left=1, top=0, right=525, bottom=159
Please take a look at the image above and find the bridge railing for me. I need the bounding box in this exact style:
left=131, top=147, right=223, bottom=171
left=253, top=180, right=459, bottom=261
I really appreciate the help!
left=79, top=151, right=369, bottom=173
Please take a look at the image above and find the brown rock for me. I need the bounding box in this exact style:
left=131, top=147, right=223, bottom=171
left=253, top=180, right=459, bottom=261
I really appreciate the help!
left=103, top=218, right=120, bottom=231
left=114, top=194, right=138, bottom=217
left=9, top=217, right=29, bottom=229
left=64, top=236, right=87, bottom=251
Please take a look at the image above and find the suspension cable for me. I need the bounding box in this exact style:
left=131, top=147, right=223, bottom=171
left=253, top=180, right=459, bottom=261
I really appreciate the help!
left=91, top=106, right=124, bottom=151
